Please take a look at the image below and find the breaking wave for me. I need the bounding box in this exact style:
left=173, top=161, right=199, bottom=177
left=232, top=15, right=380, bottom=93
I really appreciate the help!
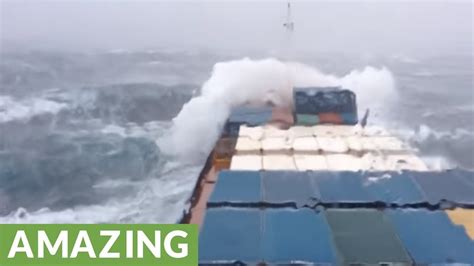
left=0, top=164, right=201, bottom=223
left=163, top=58, right=396, bottom=163
left=0, top=51, right=471, bottom=224
left=0, top=96, right=67, bottom=123
left=410, top=124, right=474, bottom=142
left=403, top=124, right=474, bottom=170
left=0, top=81, right=197, bottom=222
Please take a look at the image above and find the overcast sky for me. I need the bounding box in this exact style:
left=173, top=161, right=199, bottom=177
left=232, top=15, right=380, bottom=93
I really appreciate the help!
left=1, top=0, right=472, bottom=56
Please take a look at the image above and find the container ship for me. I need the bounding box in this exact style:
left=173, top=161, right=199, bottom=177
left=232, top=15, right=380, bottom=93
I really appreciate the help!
left=181, top=87, right=474, bottom=265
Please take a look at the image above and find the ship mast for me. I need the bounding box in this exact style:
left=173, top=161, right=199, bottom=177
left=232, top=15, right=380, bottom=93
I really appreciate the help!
left=283, top=2, right=294, bottom=33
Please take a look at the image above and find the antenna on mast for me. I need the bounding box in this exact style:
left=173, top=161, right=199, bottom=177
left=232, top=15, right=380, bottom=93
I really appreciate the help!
left=283, top=2, right=294, bottom=32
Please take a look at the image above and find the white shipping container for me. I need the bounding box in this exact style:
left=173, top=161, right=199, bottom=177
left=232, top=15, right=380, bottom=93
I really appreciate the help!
left=261, top=137, right=292, bottom=153
left=293, top=137, right=319, bottom=153
left=263, top=154, right=297, bottom=170
left=294, top=154, right=328, bottom=170
left=317, top=136, right=349, bottom=153
left=326, top=154, right=363, bottom=171
left=235, top=137, right=262, bottom=155
left=230, top=155, right=263, bottom=170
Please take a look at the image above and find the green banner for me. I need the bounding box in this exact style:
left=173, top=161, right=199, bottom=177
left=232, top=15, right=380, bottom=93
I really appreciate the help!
left=0, top=224, right=198, bottom=266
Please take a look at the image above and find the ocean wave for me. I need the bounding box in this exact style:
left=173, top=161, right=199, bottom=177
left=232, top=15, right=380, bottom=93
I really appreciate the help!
left=0, top=133, right=161, bottom=215
left=0, top=95, right=67, bottom=123
left=164, top=58, right=396, bottom=163
left=0, top=164, right=200, bottom=223
left=422, top=105, right=474, bottom=118
left=398, top=124, right=474, bottom=170
left=0, top=51, right=471, bottom=225
left=410, top=124, right=474, bottom=142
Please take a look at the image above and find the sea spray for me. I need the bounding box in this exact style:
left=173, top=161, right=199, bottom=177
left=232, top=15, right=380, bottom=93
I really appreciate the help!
left=161, top=58, right=397, bottom=163
left=0, top=96, right=67, bottom=123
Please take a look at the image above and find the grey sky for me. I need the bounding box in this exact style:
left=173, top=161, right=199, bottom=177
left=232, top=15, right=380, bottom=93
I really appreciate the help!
left=1, top=0, right=472, bottom=55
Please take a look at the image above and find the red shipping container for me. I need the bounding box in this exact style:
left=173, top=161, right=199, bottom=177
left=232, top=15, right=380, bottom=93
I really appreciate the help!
left=271, top=107, right=294, bottom=126
left=318, top=112, right=343, bottom=124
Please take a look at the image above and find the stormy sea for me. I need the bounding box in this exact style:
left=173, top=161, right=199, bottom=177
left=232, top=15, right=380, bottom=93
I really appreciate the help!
left=0, top=49, right=472, bottom=223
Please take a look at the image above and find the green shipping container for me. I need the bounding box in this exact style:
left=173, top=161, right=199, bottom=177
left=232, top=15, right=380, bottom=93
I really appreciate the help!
left=296, top=114, right=319, bottom=125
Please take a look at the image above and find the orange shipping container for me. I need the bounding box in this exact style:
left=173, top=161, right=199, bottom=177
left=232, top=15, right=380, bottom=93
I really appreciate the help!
left=213, top=137, right=237, bottom=159
left=318, top=112, right=343, bottom=124
left=212, top=157, right=231, bottom=171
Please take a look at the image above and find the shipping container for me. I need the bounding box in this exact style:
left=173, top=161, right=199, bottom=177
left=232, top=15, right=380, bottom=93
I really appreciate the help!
left=181, top=88, right=474, bottom=265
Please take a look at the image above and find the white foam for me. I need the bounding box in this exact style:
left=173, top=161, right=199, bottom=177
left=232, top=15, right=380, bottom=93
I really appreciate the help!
left=421, top=155, right=455, bottom=171
left=0, top=165, right=201, bottom=224
left=0, top=96, right=67, bottom=123
left=163, top=58, right=396, bottom=163
left=412, top=124, right=474, bottom=142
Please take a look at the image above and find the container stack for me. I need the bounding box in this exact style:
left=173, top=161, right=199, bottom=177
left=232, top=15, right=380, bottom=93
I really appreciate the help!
left=211, top=137, right=237, bottom=171
left=294, top=87, right=358, bottom=126
left=227, top=124, right=427, bottom=172
left=223, top=106, right=273, bottom=137
left=269, top=106, right=294, bottom=128
left=199, top=170, right=474, bottom=265
left=184, top=88, right=474, bottom=265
